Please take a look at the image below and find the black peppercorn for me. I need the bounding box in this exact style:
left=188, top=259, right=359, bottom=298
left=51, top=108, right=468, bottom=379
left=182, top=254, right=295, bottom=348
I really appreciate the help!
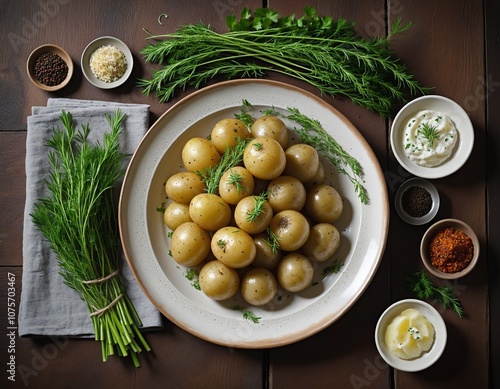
left=401, top=185, right=432, bottom=218
left=33, top=52, right=69, bottom=86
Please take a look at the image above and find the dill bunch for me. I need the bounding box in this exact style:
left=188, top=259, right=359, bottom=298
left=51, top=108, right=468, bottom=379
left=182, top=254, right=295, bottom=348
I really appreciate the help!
left=31, top=110, right=151, bottom=366
left=139, top=6, right=431, bottom=117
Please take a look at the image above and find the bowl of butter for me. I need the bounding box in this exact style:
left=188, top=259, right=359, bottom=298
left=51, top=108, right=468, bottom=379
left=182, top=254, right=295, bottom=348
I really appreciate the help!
left=375, top=299, right=447, bottom=372
left=390, top=95, right=474, bottom=179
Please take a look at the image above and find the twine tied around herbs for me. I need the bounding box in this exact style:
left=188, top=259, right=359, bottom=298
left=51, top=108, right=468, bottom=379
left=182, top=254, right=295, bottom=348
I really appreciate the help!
left=81, top=269, right=124, bottom=317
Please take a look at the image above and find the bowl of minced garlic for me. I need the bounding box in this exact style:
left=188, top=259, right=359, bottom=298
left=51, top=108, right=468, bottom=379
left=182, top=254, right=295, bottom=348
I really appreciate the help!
left=81, top=36, right=133, bottom=89
left=420, top=218, right=479, bottom=279
left=375, top=299, right=447, bottom=372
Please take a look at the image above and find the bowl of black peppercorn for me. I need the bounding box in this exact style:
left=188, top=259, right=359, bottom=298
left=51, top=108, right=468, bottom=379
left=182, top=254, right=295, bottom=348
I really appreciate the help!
left=27, top=44, right=73, bottom=91
left=395, top=178, right=440, bottom=225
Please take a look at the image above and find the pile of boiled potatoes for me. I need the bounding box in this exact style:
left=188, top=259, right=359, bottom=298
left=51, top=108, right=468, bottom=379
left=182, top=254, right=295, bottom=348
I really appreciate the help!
left=163, top=115, right=343, bottom=307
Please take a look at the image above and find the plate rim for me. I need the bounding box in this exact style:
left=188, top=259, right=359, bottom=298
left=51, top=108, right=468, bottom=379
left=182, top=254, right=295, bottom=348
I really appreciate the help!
left=119, top=79, right=390, bottom=348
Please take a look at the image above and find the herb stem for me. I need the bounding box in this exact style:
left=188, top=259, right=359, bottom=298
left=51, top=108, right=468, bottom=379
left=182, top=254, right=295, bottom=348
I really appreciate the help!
left=31, top=110, right=151, bottom=366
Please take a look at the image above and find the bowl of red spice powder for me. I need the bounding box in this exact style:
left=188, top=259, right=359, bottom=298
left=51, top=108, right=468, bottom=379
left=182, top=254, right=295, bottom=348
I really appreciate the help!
left=27, top=44, right=74, bottom=91
left=420, top=218, right=479, bottom=279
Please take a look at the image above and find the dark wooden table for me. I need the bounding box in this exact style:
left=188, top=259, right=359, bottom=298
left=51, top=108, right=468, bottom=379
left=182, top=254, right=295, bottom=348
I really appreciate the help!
left=1, top=0, right=497, bottom=388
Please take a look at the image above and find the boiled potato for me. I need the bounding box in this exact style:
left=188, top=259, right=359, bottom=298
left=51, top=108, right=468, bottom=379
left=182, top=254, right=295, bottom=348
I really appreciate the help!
left=165, top=171, right=206, bottom=204
left=301, top=223, right=340, bottom=262
left=305, top=184, right=343, bottom=223
left=241, top=268, right=278, bottom=306
left=267, top=175, right=306, bottom=213
left=163, top=201, right=192, bottom=230
left=218, top=166, right=255, bottom=205
left=170, top=222, right=211, bottom=267
left=243, top=137, right=286, bottom=180
left=283, top=143, right=319, bottom=183
left=269, top=209, right=310, bottom=251
left=210, top=118, right=250, bottom=154
left=250, top=115, right=289, bottom=149
left=277, top=253, right=314, bottom=293
left=181, top=137, right=221, bottom=173
left=252, top=232, right=282, bottom=270
left=189, top=193, right=232, bottom=231
left=211, top=227, right=256, bottom=268
left=304, top=161, right=326, bottom=190
left=199, top=260, right=240, bottom=301
left=234, top=195, right=273, bottom=234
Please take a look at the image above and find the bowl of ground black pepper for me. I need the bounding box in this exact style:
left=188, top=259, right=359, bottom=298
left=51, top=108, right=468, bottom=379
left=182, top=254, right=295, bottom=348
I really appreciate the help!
left=395, top=178, right=440, bottom=225
left=27, top=44, right=73, bottom=91
left=421, top=218, right=479, bottom=279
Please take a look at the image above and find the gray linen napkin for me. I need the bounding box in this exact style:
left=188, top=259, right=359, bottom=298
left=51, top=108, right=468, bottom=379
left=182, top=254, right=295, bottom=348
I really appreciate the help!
left=19, top=98, right=163, bottom=337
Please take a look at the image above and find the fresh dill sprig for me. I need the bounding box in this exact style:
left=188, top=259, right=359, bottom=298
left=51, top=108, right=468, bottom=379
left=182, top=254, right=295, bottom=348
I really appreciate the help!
left=285, top=107, right=368, bottom=204
left=140, top=7, right=430, bottom=117
left=234, top=99, right=254, bottom=128
left=418, top=122, right=440, bottom=147
left=227, top=168, right=247, bottom=195
left=246, top=192, right=268, bottom=222
left=233, top=306, right=261, bottom=323
left=31, top=110, right=151, bottom=366
left=264, top=227, right=280, bottom=254
left=322, top=259, right=344, bottom=276
left=197, top=137, right=250, bottom=194
left=259, top=104, right=368, bottom=204
left=406, top=270, right=464, bottom=317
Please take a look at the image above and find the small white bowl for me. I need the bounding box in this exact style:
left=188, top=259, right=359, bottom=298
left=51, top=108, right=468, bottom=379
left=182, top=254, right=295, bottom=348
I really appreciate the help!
left=395, top=177, right=440, bottom=225
left=390, top=95, right=474, bottom=179
left=81, top=36, right=133, bottom=89
left=420, top=218, right=480, bottom=279
left=375, top=299, right=447, bottom=372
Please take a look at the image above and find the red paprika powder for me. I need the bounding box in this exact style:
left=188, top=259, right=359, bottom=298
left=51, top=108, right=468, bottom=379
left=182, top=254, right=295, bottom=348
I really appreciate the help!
left=428, top=227, right=474, bottom=273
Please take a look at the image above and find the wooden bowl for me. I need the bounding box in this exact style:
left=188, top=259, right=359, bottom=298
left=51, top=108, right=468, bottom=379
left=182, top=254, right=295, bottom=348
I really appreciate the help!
left=26, top=44, right=73, bottom=91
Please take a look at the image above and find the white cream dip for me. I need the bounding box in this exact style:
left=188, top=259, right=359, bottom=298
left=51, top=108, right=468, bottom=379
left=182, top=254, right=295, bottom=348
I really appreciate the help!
left=402, top=110, right=458, bottom=167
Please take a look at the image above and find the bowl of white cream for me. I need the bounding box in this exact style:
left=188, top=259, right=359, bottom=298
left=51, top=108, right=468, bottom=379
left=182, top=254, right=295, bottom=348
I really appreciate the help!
left=390, top=95, right=474, bottom=179
left=375, top=299, right=447, bottom=372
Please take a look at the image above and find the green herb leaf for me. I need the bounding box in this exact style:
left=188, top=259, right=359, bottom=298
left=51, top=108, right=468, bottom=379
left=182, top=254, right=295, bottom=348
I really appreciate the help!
left=418, top=122, right=440, bottom=147
left=31, top=110, right=151, bottom=366
left=406, top=270, right=464, bottom=317
left=141, top=7, right=431, bottom=117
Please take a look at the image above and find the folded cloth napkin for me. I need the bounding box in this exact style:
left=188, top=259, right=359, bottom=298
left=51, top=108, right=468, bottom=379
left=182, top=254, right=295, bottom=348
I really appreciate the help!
left=19, top=98, right=163, bottom=337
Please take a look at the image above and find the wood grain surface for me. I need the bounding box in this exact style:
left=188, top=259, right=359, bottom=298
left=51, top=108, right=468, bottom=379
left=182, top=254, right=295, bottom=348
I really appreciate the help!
left=0, top=0, right=496, bottom=388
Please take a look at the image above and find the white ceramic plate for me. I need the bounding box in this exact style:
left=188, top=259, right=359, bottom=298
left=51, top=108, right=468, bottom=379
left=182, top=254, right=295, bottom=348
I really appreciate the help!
left=375, top=299, right=447, bottom=372
left=390, top=95, right=474, bottom=179
left=119, top=79, right=389, bottom=348
left=81, top=36, right=133, bottom=89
